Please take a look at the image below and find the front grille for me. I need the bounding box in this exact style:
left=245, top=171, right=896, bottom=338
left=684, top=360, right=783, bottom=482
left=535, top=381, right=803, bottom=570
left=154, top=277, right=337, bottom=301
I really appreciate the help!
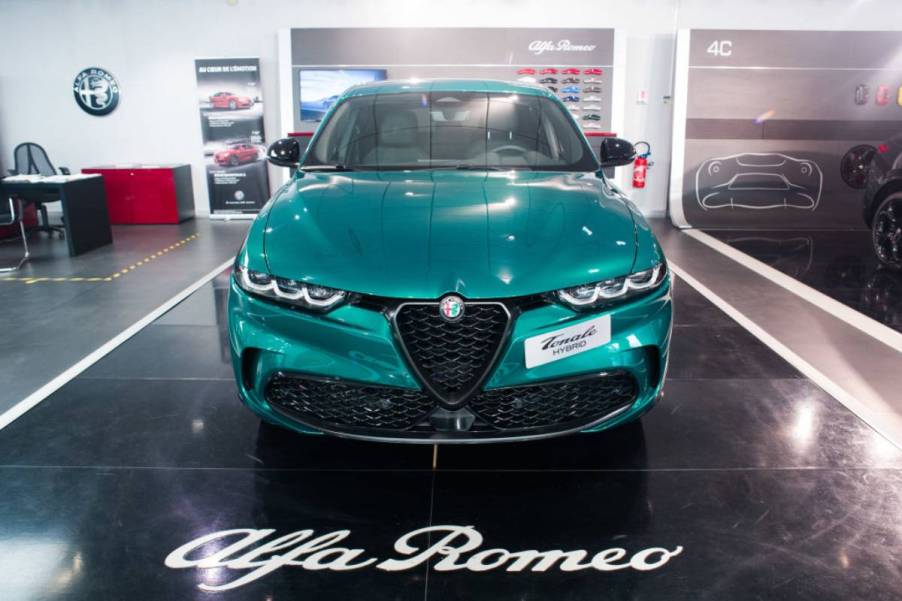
left=469, top=370, right=638, bottom=430
left=395, top=302, right=509, bottom=404
left=265, top=373, right=434, bottom=431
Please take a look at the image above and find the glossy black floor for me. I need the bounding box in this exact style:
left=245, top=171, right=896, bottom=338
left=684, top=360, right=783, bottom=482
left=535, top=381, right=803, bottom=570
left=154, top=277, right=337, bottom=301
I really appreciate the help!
left=1, top=271, right=901, bottom=600
left=707, top=228, right=902, bottom=333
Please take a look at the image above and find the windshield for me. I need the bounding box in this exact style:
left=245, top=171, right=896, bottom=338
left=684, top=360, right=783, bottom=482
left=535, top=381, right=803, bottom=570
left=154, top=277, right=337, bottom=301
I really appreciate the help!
left=303, top=91, right=599, bottom=171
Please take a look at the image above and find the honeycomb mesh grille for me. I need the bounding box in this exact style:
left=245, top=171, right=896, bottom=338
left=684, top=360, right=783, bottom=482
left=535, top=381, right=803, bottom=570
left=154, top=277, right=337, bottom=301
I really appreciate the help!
left=395, top=302, right=509, bottom=402
left=470, top=371, right=638, bottom=430
left=265, top=374, right=434, bottom=431
left=264, top=371, right=638, bottom=437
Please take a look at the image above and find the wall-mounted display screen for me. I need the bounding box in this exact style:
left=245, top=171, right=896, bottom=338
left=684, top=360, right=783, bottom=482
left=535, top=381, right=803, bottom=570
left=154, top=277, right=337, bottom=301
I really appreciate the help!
left=299, top=69, right=387, bottom=121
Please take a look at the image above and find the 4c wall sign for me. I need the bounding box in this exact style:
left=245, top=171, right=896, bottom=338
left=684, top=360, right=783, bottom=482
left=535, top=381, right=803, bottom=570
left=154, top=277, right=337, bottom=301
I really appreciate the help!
left=73, top=67, right=120, bottom=116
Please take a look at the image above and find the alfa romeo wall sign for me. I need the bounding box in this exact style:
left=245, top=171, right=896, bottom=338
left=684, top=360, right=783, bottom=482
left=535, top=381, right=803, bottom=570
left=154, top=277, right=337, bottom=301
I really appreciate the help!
left=528, top=39, right=598, bottom=55
left=165, top=525, right=684, bottom=592
left=73, top=67, right=120, bottom=116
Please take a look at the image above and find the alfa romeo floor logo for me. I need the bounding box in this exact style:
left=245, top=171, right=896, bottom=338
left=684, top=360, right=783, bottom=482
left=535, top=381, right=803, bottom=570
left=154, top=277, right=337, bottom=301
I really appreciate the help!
left=164, top=526, right=684, bottom=592
left=73, top=67, right=120, bottom=116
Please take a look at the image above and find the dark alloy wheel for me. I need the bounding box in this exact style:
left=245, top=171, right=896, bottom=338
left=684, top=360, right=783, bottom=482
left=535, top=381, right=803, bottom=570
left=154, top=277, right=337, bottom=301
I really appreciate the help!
left=873, top=192, right=902, bottom=270
left=841, top=144, right=876, bottom=189
left=229, top=155, right=240, bottom=166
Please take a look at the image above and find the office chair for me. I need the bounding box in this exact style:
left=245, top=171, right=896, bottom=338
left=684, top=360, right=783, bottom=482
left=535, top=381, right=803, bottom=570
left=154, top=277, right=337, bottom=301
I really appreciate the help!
left=0, top=196, right=30, bottom=272
left=8, top=142, right=68, bottom=237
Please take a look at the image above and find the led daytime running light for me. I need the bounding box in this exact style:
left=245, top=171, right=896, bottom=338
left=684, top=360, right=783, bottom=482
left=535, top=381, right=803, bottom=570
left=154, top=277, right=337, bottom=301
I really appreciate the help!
left=236, top=265, right=346, bottom=309
left=558, top=264, right=663, bottom=307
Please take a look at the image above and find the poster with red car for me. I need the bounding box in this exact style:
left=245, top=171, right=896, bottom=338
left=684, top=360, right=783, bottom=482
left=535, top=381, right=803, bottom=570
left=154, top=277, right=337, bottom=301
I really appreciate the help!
left=195, top=58, right=269, bottom=216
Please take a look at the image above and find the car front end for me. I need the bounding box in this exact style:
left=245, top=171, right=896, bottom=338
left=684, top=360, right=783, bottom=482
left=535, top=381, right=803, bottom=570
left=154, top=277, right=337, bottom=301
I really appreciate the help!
left=213, top=150, right=233, bottom=165
left=227, top=79, right=672, bottom=443
left=229, top=241, right=670, bottom=443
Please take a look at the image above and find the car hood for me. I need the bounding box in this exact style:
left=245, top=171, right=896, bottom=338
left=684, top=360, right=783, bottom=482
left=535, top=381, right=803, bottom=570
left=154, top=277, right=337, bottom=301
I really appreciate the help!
left=263, top=171, right=637, bottom=299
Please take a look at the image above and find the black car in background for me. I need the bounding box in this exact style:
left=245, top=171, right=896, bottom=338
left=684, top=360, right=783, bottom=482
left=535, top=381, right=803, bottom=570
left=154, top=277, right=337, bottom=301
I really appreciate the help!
left=863, top=134, right=902, bottom=270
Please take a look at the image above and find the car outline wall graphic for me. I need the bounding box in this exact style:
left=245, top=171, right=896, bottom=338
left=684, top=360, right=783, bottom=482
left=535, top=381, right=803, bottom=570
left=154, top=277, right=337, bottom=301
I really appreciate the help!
left=695, top=152, right=823, bottom=211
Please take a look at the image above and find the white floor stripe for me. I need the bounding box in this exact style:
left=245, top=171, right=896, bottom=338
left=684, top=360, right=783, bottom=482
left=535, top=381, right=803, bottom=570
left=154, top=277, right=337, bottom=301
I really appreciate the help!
left=670, top=264, right=902, bottom=452
left=683, top=228, right=902, bottom=354
left=0, top=258, right=234, bottom=432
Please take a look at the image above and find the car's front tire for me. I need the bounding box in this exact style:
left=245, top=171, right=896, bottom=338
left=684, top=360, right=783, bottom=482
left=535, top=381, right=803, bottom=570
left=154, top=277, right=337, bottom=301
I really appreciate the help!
left=229, top=156, right=240, bottom=166
left=873, top=192, right=902, bottom=270
left=228, top=100, right=237, bottom=110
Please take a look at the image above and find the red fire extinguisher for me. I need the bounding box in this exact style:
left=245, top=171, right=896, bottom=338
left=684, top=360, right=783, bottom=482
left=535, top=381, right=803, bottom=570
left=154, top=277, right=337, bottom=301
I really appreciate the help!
left=632, top=142, right=651, bottom=189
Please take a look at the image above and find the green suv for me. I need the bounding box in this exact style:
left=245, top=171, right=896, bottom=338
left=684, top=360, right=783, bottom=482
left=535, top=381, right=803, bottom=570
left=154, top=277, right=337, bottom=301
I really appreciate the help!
left=228, top=79, right=671, bottom=443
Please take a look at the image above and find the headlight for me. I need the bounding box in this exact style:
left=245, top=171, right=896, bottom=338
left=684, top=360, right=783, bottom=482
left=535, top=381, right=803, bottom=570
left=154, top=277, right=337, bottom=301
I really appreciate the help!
left=234, top=264, right=348, bottom=311
left=556, top=263, right=667, bottom=309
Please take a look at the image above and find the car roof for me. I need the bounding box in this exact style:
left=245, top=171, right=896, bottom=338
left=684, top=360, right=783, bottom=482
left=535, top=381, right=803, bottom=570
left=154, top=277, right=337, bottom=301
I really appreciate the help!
left=340, top=78, right=555, bottom=100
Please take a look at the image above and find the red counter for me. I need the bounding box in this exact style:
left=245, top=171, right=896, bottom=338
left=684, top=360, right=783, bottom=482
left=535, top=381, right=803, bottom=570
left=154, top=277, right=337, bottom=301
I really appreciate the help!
left=82, top=164, right=195, bottom=224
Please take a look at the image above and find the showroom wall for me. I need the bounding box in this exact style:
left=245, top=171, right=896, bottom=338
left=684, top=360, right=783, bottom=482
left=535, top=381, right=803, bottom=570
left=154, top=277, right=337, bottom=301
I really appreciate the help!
left=2, top=0, right=902, bottom=217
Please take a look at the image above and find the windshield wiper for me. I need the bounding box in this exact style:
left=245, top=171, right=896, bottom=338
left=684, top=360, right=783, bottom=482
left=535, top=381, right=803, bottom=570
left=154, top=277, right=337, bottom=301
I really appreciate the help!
left=453, top=165, right=507, bottom=171
left=389, top=165, right=502, bottom=172
left=422, top=165, right=509, bottom=171
left=302, top=164, right=356, bottom=172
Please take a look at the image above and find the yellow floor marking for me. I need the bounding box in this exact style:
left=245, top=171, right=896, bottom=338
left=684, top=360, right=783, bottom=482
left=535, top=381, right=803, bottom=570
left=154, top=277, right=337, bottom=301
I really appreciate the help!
left=0, top=234, right=200, bottom=283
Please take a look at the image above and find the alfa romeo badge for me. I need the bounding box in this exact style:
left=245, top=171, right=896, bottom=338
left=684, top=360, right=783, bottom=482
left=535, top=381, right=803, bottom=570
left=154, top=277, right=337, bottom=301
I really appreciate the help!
left=439, top=295, right=464, bottom=322
left=73, top=67, right=120, bottom=116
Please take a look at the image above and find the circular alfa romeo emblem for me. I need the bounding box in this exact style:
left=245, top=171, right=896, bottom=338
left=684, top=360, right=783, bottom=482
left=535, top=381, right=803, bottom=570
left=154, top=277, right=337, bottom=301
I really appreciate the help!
left=73, top=67, right=120, bottom=116
left=439, top=295, right=464, bottom=322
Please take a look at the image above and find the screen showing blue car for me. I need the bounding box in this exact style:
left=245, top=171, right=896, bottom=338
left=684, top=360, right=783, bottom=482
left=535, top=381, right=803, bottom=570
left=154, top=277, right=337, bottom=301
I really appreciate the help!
left=299, top=69, right=387, bottom=121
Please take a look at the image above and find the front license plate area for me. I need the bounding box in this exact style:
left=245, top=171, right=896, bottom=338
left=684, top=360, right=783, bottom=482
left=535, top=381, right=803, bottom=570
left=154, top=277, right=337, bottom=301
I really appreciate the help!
left=524, top=315, right=612, bottom=369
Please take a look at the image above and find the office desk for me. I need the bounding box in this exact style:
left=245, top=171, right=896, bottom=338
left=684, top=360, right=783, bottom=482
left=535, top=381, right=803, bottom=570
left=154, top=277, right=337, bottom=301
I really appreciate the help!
left=0, top=174, right=113, bottom=256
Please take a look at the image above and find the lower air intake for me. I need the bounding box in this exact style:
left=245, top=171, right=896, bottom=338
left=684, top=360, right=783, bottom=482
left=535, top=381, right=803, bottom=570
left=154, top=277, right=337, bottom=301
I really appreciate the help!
left=265, top=373, right=434, bottom=431
left=469, top=371, right=638, bottom=430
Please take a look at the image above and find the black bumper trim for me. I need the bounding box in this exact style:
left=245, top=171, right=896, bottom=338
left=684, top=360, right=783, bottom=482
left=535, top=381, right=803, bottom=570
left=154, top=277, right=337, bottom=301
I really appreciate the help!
left=263, top=370, right=640, bottom=444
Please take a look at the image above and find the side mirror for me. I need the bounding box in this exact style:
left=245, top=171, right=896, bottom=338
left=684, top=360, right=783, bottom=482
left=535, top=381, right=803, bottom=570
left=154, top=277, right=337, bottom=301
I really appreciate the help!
left=267, top=137, right=301, bottom=167
left=599, top=137, right=636, bottom=168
